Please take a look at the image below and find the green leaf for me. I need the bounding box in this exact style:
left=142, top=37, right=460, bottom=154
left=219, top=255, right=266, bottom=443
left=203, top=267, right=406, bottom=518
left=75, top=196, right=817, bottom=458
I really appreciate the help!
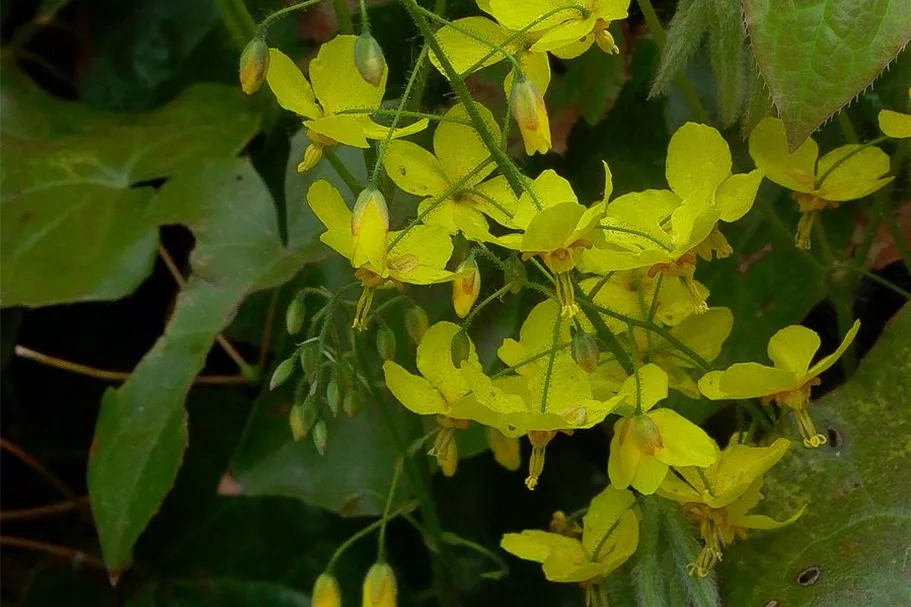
left=87, top=159, right=323, bottom=574
left=127, top=579, right=310, bottom=607
left=229, top=383, right=411, bottom=516
left=707, top=0, right=746, bottom=127
left=0, top=64, right=260, bottom=307
left=650, top=0, right=711, bottom=97
left=744, top=0, right=911, bottom=149
left=548, top=35, right=628, bottom=127
left=721, top=304, right=911, bottom=605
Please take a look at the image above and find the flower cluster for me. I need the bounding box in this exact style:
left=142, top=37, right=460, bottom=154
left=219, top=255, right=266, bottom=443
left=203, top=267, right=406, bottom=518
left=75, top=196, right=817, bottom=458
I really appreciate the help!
left=247, top=0, right=907, bottom=602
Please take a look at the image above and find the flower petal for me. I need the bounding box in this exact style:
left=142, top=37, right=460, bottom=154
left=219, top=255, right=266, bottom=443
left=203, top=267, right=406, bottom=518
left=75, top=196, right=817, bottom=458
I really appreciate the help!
left=265, top=48, right=321, bottom=119
left=429, top=17, right=513, bottom=77
left=879, top=107, right=911, bottom=139
left=310, top=35, right=385, bottom=114
left=358, top=116, right=429, bottom=141
left=383, top=140, right=449, bottom=197
left=306, top=114, right=369, bottom=148
left=816, top=145, right=892, bottom=202
left=767, top=324, right=821, bottom=375
left=581, top=485, right=636, bottom=557
left=748, top=117, right=817, bottom=193
left=666, top=122, right=732, bottom=202
left=608, top=418, right=639, bottom=490
left=383, top=360, right=450, bottom=415
left=669, top=307, right=733, bottom=364
left=650, top=408, right=719, bottom=467
left=807, top=319, right=860, bottom=378
left=416, top=321, right=477, bottom=403
left=521, top=201, right=586, bottom=252
left=715, top=363, right=798, bottom=398
left=631, top=454, right=669, bottom=495
left=434, top=104, right=498, bottom=186
left=716, top=169, right=764, bottom=222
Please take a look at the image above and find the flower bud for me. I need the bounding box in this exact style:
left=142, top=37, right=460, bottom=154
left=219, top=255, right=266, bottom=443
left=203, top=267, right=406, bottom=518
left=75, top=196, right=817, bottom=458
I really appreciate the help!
left=326, top=380, right=341, bottom=417
left=354, top=32, right=386, bottom=87
left=313, top=572, right=341, bottom=607
left=239, top=37, right=270, bottom=94
left=286, top=291, right=306, bottom=335
left=404, top=306, right=429, bottom=345
left=431, top=427, right=459, bottom=477
left=289, top=399, right=318, bottom=441
left=376, top=326, right=396, bottom=361
left=510, top=76, right=551, bottom=156
left=298, top=143, right=324, bottom=173
left=352, top=189, right=390, bottom=262
left=631, top=414, right=663, bottom=455
left=452, top=256, right=480, bottom=318
left=572, top=331, right=600, bottom=373
left=362, top=562, right=397, bottom=607
left=450, top=330, right=471, bottom=367
left=312, top=419, right=328, bottom=455
left=344, top=390, right=363, bottom=418
left=269, top=357, right=296, bottom=390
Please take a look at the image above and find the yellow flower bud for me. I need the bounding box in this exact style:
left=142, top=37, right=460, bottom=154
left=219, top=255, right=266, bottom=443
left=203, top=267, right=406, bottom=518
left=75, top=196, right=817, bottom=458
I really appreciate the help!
left=486, top=427, right=521, bottom=471
left=239, top=37, right=270, bottom=94
left=572, top=331, right=600, bottom=373
left=354, top=32, right=386, bottom=87
left=289, top=399, right=318, bottom=442
left=352, top=188, right=390, bottom=237
left=362, top=562, right=397, bottom=607
left=404, top=306, right=429, bottom=345
left=450, top=329, right=471, bottom=367
left=313, top=573, right=341, bottom=607
left=343, top=390, right=363, bottom=418
left=298, top=143, right=324, bottom=173
left=510, top=76, right=551, bottom=156
left=630, top=414, right=663, bottom=455
left=452, top=256, right=480, bottom=318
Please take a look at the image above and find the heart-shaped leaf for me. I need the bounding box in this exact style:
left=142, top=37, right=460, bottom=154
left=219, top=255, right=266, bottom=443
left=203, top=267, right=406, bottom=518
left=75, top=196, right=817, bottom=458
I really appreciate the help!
left=744, top=0, right=911, bottom=149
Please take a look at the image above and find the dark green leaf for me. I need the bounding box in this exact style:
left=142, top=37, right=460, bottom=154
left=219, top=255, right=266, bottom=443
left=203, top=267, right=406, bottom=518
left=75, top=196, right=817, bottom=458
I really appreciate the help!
left=744, top=0, right=911, bottom=149
left=650, top=0, right=711, bottom=97
left=722, top=304, right=911, bottom=606
left=707, top=0, right=745, bottom=127
left=0, top=64, right=259, bottom=307
left=87, top=159, right=324, bottom=573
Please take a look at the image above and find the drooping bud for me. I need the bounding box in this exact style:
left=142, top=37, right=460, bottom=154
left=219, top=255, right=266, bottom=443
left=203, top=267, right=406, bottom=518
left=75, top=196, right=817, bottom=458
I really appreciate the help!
left=404, top=306, right=429, bottom=345
left=286, top=291, right=306, bottom=335
left=450, top=330, right=471, bottom=367
left=352, top=188, right=390, bottom=237
left=326, top=380, right=341, bottom=417
left=510, top=76, right=551, bottom=156
left=630, top=414, right=663, bottom=455
left=362, top=562, right=397, bottom=607
left=343, top=390, right=363, bottom=418
left=312, top=419, right=328, bottom=455
left=376, top=326, right=396, bottom=361
left=313, top=573, right=342, bottom=607
left=354, top=32, right=386, bottom=87
left=289, top=398, right=319, bottom=441
left=298, top=143, right=324, bottom=173
left=572, top=331, right=600, bottom=373
left=239, top=37, right=270, bottom=94
left=269, top=357, right=296, bottom=390
left=452, top=256, right=481, bottom=318
left=486, top=427, right=521, bottom=471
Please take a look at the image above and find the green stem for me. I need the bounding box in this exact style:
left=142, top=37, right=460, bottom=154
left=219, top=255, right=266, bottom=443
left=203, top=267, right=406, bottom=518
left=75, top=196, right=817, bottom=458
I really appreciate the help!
left=463, top=284, right=514, bottom=329
left=359, top=0, right=370, bottom=31
left=215, top=0, right=258, bottom=48
left=323, top=147, right=364, bottom=196
left=370, top=46, right=429, bottom=188
left=404, top=0, right=530, bottom=198
left=441, top=532, right=510, bottom=580
left=837, top=110, right=859, bottom=144
left=336, top=107, right=472, bottom=125
left=597, top=225, right=674, bottom=251
left=636, top=0, right=711, bottom=125
left=332, top=0, right=354, bottom=34
left=325, top=499, right=419, bottom=571
left=377, top=461, right=403, bottom=561
left=833, top=263, right=911, bottom=300
left=491, top=342, right=572, bottom=378
left=257, top=0, right=326, bottom=35
left=406, top=0, right=447, bottom=112
left=628, top=324, right=643, bottom=414
left=587, top=272, right=615, bottom=299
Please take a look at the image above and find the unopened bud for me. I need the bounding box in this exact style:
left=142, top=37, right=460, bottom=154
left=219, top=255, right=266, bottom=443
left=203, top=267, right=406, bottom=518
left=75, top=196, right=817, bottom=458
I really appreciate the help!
left=313, top=573, right=341, bottom=607
left=239, top=37, right=270, bottom=94
left=270, top=358, right=296, bottom=390
left=510, top=76, right=551, bottom=156
left=631, top=414, right=663, bottom=455
left=286, top=291, right=306, bottom=335
left=344, top=390, right=363, bottom=418
left=326, top=380, right=341, bottom=417
left=298, top=143, right=324, bottom=173
left=452, top=256, right=481, bottom=318
left=354, top=32, right=386, bottom=87
left=289, top=399, right=319, bottom=441
left=505, top=255, right=526, bottom=294
left=450, top=330, right=471, bottom=367
left=312, top=419, right=328, bottom=455
left=352, top=188, right=389, bottom=236
left=362, top=562, right=397, bottom=607
left=572, top=332, right=600, bottom=373
left=376, top=326, right=396, bottom=361
left=404, top=306, right=429, bottom=344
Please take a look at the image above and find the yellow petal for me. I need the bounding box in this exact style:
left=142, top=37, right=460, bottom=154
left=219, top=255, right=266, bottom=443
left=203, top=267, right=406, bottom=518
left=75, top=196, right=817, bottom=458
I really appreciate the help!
left=306, top=114, right=369, bottom=148
left=467, top=175, right=519, bottom=228
left=581, top=485, right=636, bottom=556
left=309, top=35, right=386, bottom=113
left=631, top=454, right=669, bottom=495
left=417, top=322, right=477, bottom=402
left=383, top=361, right=450, bottom=415
left=711, top=438, right=791, bottom=507
left=878, top=108, right=911, bottom=138
left=511, top=170, right=578, bottom=228
left=307, top=180, right=352, bottom=231
left=544, top=33, right=595, bottom=59
left=748, top=117, right=817, bottom=193
left=657, top=469, right=702, bottom=503
left=429, top=17, right=514, bottom=78
left=608, top=418, right=639, bottom=490
left=607, top=363, right=669, bottom=414
left=649, top=408, right=719, bottom=467
left=358, top=116, right=429, bottom=141
left=383, top=140, right=449, bottom=197
left=716, top=169, right=764, bottom=222
left=716, top=363, right=798, bottom=398
left=352, top=198, right=388, bottom=269
left=666, top=122, right=732, bottom=202
left=386, top=224, right=454, bottom=284
left=807, top=319, right=860, bottom=378
left=487, top=427, right=522, bottom=471
left=502, top=530, right=595, bottom=583
left=487, top=0, right=582, bottom=31
left=505, top=50, right=553, bottom=100
left=816, top=145, right=893, bottom=202
left=434, top=103, right=498, bottom=186
left=601, top=160, right=614, bottom=204
left=767, top=325, right=820, bottom=375
left=669, top=307, right=733, bottom=364
left=697, top=370, right=726, bottom=400
left=521, top=201, right=586, bottom=253
left=530, top=16, right=596, bottom=54
left=265, top=48, right=321, bottom=119
left=734, top=505, right=806, bottom=530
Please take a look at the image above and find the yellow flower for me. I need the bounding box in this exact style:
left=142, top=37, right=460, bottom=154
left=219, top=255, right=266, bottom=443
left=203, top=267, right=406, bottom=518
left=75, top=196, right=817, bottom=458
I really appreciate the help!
left=698, top=320, right=860, bottom=447
left=658, top=437, right=805, bottom=577
left=265, top=36, right=428, bottom=172
left=878, top=87, right=911, bottom=139
left=499, top=164, right=612, bottom=316
left=307, top=180, right=455, bottom=329
left=312, top=572, right=342, bottom=607
left=583, top=123, right=763, bottom=312
left=510, top=76, right=552, bottom=155
left=383, top=103, right=518, bottom=240
left=362, top=563, right=397, bottom=607
left=452, top=256, right=481, bottom=318
left=500, top=485, right=638, bottom=588
left=482, top=0, right=630, bottom=59
left=608, top=365, right=719, bottom=494
left=748, top=117, right=892, bottom=249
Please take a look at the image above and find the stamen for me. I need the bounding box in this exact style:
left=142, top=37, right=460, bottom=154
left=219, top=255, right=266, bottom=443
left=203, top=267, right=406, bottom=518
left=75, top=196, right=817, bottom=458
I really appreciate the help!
left=794, top=407, right=827, bottom=448
left=352, top=287, right=376, bottom=331
left=678, top=274, right=708, bottom=314
left=795, top=210, right=817, bottom=250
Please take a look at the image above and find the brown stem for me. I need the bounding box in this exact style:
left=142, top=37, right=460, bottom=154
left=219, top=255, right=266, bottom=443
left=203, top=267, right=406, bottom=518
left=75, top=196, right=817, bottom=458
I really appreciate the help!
left=0, top=536, right=105, bottom=571
left=0, top=438, right=78, bottom=503
left=1, top=496, right=90, bottom=522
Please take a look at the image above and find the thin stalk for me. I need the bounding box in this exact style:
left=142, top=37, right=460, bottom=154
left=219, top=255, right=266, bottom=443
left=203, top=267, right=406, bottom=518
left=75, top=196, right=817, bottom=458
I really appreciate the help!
left=323, top=147, right=364, bottom=195
left=406, top=0, right=447, bottom=112
left=0, top=536, right=105, bottom=571
left=257, top=0, right=326, bottom=34
left=326, top=499, right=419, bottom=571
left=377, top=462, right=403, bottom=561
left=539, top=307, right=564, bottom=413
left=359, top=0, right=370, bottom=31
left=336, top=107, right=472, bottom=125
left=332, top=0, right=354, bottom=34
left=629, top=324, right=643, bottom=414
left=837, top=111, right=859, bottom=143
left=463, top=284, right=513, bottom=329
left=491, top=342, right=572, bottom=378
